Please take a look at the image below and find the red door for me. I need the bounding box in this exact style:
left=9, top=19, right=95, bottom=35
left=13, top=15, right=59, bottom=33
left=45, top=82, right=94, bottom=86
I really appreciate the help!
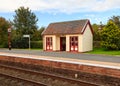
left=60, top=37, right=66, bottom=51
left=46, top=37, right=52, bottom=50
left=70, top=36, right=78, bottom=52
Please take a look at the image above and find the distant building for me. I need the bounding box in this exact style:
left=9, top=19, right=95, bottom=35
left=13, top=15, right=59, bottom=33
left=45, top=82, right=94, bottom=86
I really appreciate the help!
left=98, top=22, right=103, bottom=30
left=42, top=19, right=93, bottom=52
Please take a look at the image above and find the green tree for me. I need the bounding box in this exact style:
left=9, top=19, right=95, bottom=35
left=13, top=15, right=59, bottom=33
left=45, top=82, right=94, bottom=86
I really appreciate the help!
left=39, top=27, right=45, bottom=40
left=109, top=16, right=120, bottom=28
left=12, top=6, right=38, bottom=48
left=92, top=24, right=100, bottom=41
left=0, top=17, right=11, bottom=47
left=100, top=20, right=120, bottom=50
left=13, top=6, right=38, bottom=36
left=32, top=26, right=45, bottom=41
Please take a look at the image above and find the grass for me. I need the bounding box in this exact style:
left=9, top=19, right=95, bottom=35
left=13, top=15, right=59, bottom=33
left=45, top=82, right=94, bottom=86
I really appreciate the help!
left=4, top=48, right=43, bottom=50
left=30, top=48, right=43, bottom=50
left=87, top=48, right=120, bottom=56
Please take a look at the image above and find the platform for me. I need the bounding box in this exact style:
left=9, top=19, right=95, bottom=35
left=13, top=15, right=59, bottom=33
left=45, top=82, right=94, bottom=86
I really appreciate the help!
left=0, top=52, right=120, bottom=78
left=0, top=49, right=120, bottom=78
left=0, top=51, right=120, bottom=69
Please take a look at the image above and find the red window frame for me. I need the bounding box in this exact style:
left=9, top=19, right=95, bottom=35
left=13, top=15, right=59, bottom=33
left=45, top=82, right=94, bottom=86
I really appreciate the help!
left=70, top=36, right=78, bottom=52
left=46, top=37, right=53, bottom=50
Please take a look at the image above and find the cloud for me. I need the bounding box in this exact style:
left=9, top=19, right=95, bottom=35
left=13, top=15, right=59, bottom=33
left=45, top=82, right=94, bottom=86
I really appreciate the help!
left=84, top=14, right=108, bottom=24
left=91, top=0, right=120, bottom=12
left=0, top=0, right=120, bottom=13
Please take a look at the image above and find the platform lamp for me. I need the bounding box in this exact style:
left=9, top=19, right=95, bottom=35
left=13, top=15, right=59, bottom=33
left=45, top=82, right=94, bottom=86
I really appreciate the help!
left=8, top=27, right=12, bottom=50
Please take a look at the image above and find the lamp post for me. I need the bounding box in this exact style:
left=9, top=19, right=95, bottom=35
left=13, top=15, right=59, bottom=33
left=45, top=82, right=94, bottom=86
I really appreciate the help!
left=8, top=27, right=12, bottom=50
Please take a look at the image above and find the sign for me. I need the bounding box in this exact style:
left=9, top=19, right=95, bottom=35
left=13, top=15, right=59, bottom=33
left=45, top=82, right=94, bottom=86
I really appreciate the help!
left=8, top=28, right=12, bottom=32
left=23, top=35, right=30, bottom=38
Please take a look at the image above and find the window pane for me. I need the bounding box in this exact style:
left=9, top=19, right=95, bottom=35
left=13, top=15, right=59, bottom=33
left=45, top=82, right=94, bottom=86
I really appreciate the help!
left=75, top=37, right=78, bottom=41
left=72, top=42, right=74, bottom=46
left=72, top=37, right=74, bottom=41
left=75, top=42, right=78, bottom=46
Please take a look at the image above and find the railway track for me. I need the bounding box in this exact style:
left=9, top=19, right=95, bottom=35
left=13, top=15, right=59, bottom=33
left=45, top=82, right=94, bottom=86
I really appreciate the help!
left=0, top=64, right=99, bottom=86
left=0, top=73, right=47, bottom=86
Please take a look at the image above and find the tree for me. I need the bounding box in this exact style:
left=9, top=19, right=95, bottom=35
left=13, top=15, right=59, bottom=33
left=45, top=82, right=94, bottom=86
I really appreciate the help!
left=12, top=6, right=38, bottom=48
left=100, top=20, right=120, bottom=50
left=92, top=24, right=100, bottom=41
left=0, top=17, right=11, bottom=47
left=32, top=26, right=45, bottom=41
left=33, top=27, right=45, bottom=41
left=109, top=16, right=120, bottom=28
left=13, top=6, right=38, bottom=36
left=39, top=27, right=45, bottom=40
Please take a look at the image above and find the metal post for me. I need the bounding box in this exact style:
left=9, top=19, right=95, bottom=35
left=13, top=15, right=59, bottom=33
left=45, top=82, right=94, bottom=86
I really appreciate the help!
left=29, top=35, right=30, bottom=50
left=8, top=27, right=11, bottom=50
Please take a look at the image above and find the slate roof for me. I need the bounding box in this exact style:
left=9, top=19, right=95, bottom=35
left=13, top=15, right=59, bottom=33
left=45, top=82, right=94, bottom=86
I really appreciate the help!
left=42, top=19, right=93, bottom=35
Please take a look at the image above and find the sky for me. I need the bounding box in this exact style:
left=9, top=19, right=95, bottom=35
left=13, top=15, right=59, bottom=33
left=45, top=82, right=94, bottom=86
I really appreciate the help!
left=0, top=0, right=120, bottom=28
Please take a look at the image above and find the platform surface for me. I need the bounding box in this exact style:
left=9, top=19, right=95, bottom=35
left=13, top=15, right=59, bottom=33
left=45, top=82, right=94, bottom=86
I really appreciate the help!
left=0, top=49, right=120, bottom=69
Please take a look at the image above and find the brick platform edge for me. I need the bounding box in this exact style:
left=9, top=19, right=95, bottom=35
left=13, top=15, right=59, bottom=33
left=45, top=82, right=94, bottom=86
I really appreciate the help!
left=0, top=55, right=120, bottom=78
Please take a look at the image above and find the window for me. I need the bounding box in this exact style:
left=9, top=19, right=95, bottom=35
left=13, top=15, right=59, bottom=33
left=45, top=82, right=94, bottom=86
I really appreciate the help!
left=70, top=36, right=78, bottom=52
left=46, top=37, right=52, bottom=50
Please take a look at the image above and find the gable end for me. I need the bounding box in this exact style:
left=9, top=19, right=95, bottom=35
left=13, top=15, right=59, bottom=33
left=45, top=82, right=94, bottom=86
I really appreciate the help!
left=81, top=20, right=93, bottom=35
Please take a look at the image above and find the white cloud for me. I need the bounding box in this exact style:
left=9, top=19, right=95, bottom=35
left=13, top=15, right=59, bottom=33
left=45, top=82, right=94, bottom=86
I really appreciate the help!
left=84, top=14, right=108, bottom=24
left=0, top=0, right=120, bottom=13
left=91, top=0, right=120, bottom=12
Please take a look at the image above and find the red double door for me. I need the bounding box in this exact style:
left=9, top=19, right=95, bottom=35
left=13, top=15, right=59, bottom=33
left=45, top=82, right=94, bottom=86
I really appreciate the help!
left=46, top=37, right=52, bottom=50
left=70, top=36, right=78, bottom=52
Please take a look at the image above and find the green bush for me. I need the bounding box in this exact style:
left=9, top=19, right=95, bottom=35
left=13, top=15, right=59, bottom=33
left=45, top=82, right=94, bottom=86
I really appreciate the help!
left=11, top=37, right=43, bottom=49
left=100, top=21, right=120, bottom=50
left=0, top=42, right=8, bottom=48
left=31, top=41, right=43, bottom=49
left=93, top=41, right=101, bottom=48
left=12, top=37, right=29, bottom=48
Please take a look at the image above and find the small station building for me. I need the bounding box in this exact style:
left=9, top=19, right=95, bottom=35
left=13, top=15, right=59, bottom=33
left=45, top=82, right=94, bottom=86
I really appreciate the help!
left=42, top=19, right=93, bottom=52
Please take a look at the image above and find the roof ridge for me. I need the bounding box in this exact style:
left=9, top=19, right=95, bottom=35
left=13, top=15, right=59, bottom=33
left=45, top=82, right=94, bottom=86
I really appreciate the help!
left=50, top=19, right=89, bottom=24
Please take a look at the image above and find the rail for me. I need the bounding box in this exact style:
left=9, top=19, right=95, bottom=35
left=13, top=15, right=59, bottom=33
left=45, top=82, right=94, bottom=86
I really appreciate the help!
left=0, top=72, right=47, bottom=86
left=0, top=64, right=99, bottom=86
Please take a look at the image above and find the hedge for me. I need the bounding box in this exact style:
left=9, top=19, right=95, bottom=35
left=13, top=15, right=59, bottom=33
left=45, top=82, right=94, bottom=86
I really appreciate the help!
left=31, top=41, right=43, bottom=49
left=93, top=41, right=101, bottom=48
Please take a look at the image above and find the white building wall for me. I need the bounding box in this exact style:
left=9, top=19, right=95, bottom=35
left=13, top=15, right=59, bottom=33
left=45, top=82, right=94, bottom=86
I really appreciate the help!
left=82, top=25, right=93, bottom=52
left=78, top=35, right=82, bottom=52
left=66, top=35, right=70, bottom=51
left=42, top=35, right=45, bottom=50
left=53, top=36, right=56, bottom=51
left=56, top=35, right=60, bottom=51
